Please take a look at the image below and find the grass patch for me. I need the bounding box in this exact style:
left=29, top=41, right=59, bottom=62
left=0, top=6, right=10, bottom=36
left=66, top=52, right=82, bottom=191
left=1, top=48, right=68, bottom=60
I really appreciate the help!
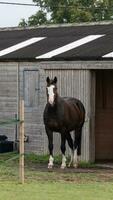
left=0, top=152, right=113, bottom=199
left=0, top=182, right=113, bottom=200
left=0, top=152, right=99, bottom=169
left=79, top=161, right=97, bottom=168
left=25, top=153, right=62, bottom=165
left=24, top=153, right=96, bottom=167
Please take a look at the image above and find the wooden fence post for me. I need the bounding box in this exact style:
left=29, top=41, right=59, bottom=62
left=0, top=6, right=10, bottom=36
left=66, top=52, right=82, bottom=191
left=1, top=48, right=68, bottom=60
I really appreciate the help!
left=19, top=99, right=24, bottom=184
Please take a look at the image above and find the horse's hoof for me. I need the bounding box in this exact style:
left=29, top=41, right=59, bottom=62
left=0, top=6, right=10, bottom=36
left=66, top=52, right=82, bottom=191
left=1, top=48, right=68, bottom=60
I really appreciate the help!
left=68, top=162, right=72, bottom=168
left=73, top=163, right=78, bottom=168
left=48, top=164, right=53, bottom=169
left=61, top=165, right=66, bottom=169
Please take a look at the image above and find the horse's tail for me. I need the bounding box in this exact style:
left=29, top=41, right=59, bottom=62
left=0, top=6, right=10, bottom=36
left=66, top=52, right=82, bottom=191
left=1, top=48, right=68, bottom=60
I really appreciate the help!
left=76, top=100, right=85, bottom=125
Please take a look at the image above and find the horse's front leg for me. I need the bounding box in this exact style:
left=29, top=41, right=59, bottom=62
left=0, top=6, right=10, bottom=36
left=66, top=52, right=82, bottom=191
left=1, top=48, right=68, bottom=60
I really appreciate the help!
left=60, top=133, right=66, bottom=169
left=45, top=127, right=54, bottom=169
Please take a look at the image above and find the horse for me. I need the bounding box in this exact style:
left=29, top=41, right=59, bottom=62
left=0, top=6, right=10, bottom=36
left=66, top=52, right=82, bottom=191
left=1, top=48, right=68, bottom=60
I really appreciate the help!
left=43, top=76, right=85, bottom=169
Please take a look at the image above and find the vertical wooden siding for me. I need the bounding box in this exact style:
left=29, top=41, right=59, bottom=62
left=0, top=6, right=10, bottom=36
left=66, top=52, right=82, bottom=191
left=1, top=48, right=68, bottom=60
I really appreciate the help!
left=19, top=64, right=45, bottom=154
left=45, top=69, right=95, bottom=161
left=24, top=70, right=39, bottom=107
left=0, top=63, right=18, bottom=141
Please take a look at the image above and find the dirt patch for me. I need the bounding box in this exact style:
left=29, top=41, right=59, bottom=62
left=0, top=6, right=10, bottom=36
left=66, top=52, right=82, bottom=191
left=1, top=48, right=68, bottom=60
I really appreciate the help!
left=25, top=163, right=113, bottom=183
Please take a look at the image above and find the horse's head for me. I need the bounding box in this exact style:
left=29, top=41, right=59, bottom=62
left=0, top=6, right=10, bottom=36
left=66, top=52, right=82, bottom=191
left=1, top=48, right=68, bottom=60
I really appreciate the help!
left=46, top=76, right=58, bottom=106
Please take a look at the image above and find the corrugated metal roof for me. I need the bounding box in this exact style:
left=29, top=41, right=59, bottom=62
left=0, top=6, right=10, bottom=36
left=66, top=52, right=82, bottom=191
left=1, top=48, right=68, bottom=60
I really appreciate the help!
left=0, top=23, right=113, bottom=61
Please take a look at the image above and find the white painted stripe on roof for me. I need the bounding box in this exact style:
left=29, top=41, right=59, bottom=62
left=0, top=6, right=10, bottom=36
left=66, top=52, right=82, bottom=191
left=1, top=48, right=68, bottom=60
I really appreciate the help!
left=0, top=37, right=46, bottom=57
left=36, top=35, right=104, bottom=59
left=102, top=52, right=113, bottom=58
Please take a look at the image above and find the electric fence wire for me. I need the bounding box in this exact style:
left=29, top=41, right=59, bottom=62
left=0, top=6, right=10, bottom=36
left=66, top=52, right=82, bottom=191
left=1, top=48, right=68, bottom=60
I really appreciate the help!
left=0, top=1, right=113, bottom=10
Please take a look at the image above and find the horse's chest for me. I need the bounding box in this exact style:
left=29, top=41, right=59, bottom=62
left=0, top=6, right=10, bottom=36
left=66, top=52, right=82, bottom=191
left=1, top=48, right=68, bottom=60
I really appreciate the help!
left=47, top=115, right=60, bottom=125
left=44, top=112, right=62, bottom=131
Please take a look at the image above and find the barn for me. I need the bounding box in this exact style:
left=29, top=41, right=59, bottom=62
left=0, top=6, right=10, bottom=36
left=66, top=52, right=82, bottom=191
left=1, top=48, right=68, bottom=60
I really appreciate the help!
left=0, top=22, right=113, bottom=162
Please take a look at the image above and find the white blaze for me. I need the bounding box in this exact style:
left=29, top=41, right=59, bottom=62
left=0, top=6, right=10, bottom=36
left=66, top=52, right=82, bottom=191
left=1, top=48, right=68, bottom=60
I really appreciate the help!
left=47, top=85, right=55, bottom=105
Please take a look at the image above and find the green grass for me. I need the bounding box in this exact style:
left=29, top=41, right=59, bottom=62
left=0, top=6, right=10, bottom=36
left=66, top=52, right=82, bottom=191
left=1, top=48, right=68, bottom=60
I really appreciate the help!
left=0, top=152, right=113, bottom=200
left=0, top=152, right=97, bottom=167
left=0, top=182, right=113, bottom=200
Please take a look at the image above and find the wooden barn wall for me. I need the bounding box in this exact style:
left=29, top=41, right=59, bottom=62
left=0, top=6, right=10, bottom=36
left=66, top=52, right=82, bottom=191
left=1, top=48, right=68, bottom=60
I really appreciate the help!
left=18, top=63, right=46, bottom=154
left=0, top=63, right=18, bottom=142
left=44, top=68, right=95, bottom=161
left=1, top=61, right=112, bottom=161
left=41, top=60, right=113, bottom=161
left=0, top=62, right=46, bottom=155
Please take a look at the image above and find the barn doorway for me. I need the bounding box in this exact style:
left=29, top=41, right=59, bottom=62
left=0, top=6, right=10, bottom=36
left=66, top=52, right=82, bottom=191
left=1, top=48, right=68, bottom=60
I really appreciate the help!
left=95, top=70, right=113, bottom=161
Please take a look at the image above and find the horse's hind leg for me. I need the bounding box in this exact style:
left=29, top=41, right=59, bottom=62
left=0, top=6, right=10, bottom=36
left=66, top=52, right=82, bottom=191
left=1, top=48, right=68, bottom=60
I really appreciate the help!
left=60, top=133, right=66, bottom=169
left=66, top=133, right=74, bottom=167
left=73, top=127, right=82, bottom=168
left=77, top=127, right=82, bottom=158
left=45, top=127, right=54, bottom=169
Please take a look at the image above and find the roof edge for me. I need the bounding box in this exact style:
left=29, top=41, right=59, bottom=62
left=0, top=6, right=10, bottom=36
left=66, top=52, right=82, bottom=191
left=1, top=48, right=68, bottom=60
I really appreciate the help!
left=0, top=21, right=113, bottom=32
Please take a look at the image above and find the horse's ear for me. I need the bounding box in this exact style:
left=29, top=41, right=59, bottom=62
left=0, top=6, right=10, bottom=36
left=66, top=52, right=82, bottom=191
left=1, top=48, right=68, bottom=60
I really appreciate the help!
left=46, top=77, right=50, bottom=84
left=54, top=77, right=57, bottom=84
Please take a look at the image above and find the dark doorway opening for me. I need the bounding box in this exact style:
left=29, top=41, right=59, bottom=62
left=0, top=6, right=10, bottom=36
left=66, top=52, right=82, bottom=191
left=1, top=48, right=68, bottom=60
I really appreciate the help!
left=95, top=70, right=113, bottom=161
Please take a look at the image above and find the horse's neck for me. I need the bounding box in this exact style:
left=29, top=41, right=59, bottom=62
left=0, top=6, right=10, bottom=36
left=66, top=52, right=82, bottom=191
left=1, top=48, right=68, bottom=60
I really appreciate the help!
left=46, top=96, right=64, bottom=121
left=47, top=96, right=63, bottom=112
left=55, top=95, right=63, bottom=107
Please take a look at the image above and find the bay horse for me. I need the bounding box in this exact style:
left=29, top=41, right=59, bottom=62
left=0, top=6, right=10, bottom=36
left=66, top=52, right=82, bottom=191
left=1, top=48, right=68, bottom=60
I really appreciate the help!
left=43, top=76, right=85, bottom=169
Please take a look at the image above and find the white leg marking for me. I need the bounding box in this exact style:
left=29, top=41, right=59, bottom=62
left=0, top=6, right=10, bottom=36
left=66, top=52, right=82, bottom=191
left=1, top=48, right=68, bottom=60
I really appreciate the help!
left=61, top=154, right=66, bottom=169
left=77, top=155, right=81, bottom=163
left=48, top=155, right=54, bottom=169
left=73, top=149, right=78, bottom=168
left=68, top=150, right=74, bottom=167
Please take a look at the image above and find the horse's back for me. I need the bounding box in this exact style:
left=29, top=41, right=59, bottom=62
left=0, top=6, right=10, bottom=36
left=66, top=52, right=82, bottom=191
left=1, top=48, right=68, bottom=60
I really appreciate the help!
left=63, top=97, right=85, bottom=124
left=63, top=97, right=85, bottom=112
